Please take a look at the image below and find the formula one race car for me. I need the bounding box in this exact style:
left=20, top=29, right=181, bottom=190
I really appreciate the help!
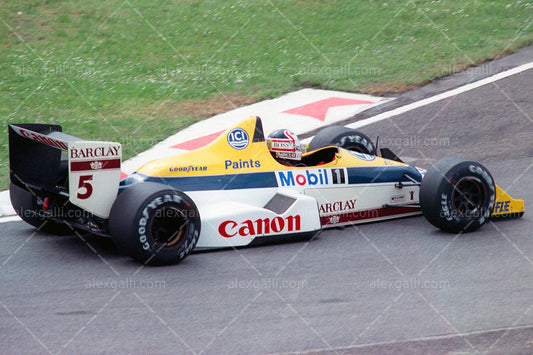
left=8, top=116, right=524, bottom=265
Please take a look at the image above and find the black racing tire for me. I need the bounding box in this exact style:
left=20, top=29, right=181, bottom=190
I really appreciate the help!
left=9, top=183, right=73, bottom=235
left=308, top=126, right=376, bottom=154
left=109, top=182, right=200, bottom=266
left=420, top=158, right=496, bottom=233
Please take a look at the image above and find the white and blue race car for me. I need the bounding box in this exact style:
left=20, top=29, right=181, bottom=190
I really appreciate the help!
left=9, top=116, right=524, bottom=265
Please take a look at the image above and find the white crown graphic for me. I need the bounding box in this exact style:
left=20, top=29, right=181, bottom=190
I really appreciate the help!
left=90, top=161, right=103, bottom=170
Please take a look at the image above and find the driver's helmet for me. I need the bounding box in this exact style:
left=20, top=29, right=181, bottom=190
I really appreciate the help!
left=266, top=129, right=304, bottom=161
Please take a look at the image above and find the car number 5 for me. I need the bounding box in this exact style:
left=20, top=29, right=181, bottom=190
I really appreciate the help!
left=77, top=175, right=93, bottom=199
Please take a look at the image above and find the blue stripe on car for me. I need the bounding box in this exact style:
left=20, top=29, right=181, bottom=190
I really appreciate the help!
left=347, top=166, right=422, bottom=184
left=121, top=165, right=422, bottom=193
left=143, top=171, right=279, bottom=191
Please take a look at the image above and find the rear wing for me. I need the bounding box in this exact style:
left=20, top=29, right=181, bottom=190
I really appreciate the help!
left=9, top=124, right=122, bottom=218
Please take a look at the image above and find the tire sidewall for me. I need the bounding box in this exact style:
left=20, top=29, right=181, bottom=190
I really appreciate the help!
left=10, top=183, right=44, bottom=227
left=333, top=133, right=375, bottom=155
left=110, top=184, right=200, bottom=265
left=308, top=126, right=376, bottom=154
left=9, top=183, right=72, bottom=235
left=421, top=159, right=496, bottom=233
left=134, top=190, right=199, bottom=265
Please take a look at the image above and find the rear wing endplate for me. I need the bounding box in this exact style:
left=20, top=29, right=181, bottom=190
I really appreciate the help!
left=9, top=124, right=122, bottom=218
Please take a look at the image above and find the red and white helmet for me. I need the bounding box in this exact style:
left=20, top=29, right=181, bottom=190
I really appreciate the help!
left=266, top=129, right=304, bottom=161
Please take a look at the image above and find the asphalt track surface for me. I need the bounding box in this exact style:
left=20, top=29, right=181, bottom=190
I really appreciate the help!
left=2, top=49, right=533, bottom=354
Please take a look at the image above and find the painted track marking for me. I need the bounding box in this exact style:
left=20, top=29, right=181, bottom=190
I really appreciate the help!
left=347, top=61, right=533, bottom=130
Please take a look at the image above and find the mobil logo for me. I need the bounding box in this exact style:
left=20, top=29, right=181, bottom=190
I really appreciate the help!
left=227, top=128, right=249, bottom=150
left=276, top=168, right=346, bottom=187
left=277, top=169, right=327, bottom=187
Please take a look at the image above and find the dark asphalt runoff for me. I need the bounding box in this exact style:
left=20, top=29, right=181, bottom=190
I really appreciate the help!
left=2, top=48, right=533, bottom=354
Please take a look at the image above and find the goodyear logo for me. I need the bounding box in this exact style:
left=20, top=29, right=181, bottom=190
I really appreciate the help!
left=227, top=128, right=249, bottom=150
left=494, top=200, right=510, bottom=213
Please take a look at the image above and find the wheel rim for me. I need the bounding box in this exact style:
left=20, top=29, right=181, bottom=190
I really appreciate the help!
left=150, top=206, right=188, bottom=247
left=451, top=177, right=486, bottom=218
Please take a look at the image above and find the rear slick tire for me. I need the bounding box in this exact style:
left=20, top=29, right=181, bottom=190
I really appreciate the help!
left=109, top=182, right=201, bottom=266
left=9, top=183, right=72, bottom=235
left=308, top=126, right=376, bottom=155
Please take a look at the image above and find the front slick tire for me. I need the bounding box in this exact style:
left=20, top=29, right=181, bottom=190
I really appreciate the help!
left=420, top=158, right=496, bottom=233
left=109, top=182, right=200, bottom=266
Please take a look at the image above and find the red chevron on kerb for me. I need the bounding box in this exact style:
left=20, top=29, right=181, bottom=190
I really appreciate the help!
left=170, top=130, right=225, bottom=150
left=282, top=97, right=375, bottom=121
left=168, top=97, right=376, bottom=151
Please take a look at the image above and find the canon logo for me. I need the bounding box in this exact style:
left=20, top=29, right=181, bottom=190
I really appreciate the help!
left=17, top=127, right=68, bottom=150
left=218, top=215, right=301, bottom=238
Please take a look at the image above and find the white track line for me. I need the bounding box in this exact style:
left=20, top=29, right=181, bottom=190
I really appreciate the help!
left=347, top=61, right=533, bottom=129
left=287, top=323, right=533, bottom=354
left=0, top=215, right=21, bottom=223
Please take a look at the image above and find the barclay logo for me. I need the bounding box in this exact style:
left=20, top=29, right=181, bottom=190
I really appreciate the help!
left=319, top=199, right=357, bottom=214
left=70, top=145, right=121, bottom=159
